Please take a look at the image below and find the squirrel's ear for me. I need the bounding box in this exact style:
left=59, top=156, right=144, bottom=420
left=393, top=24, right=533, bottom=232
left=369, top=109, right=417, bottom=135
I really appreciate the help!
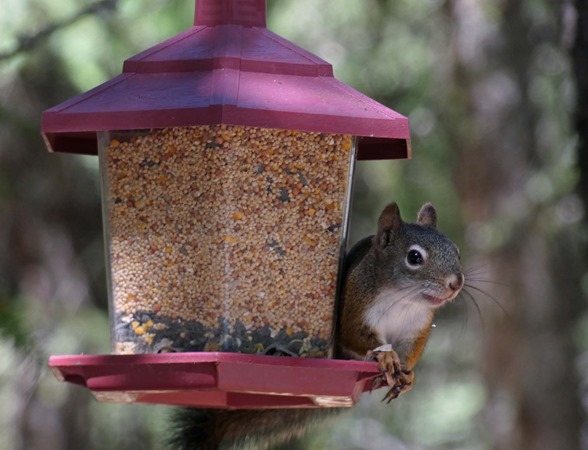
left=375, top=203, right=403, bottom=249
left=417, top=203, right=437, bottom=228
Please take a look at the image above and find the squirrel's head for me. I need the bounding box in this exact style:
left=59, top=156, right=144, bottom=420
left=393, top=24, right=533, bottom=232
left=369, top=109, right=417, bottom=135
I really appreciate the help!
left=373, top=202, right=464, bottom=309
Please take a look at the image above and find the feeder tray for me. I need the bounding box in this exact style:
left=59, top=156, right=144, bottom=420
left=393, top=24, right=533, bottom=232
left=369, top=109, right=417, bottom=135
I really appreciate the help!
left=49, top=353, right=386, bottom=409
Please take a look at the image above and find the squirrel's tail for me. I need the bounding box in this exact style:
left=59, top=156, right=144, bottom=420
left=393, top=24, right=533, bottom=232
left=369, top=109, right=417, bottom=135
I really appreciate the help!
left=167, top=407, right=339, bottom=450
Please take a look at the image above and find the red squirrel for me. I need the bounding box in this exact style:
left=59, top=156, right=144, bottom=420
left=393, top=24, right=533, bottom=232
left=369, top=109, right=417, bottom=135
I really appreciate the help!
left=168, top=202, right=464, bottom=449
left=336, top=202, right=464, bottom=401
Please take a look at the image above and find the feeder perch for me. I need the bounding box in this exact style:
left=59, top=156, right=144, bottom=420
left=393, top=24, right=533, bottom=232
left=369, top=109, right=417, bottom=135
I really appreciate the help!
left=43, top=0, right=410, bottom=409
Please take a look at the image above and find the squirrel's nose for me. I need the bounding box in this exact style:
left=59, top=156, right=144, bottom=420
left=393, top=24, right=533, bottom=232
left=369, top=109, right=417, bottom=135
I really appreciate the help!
left=448, top=273, right=464, bottom=292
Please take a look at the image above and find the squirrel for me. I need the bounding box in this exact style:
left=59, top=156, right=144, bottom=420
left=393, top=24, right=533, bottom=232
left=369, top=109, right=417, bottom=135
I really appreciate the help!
left=336, top=201, right=464, bottom=401
left=168, top=202, right=464, bottom=449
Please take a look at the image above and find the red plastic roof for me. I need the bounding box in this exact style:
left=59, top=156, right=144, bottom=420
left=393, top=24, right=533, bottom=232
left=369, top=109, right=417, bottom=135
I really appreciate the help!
left=41, top=0, right=410, bottom=160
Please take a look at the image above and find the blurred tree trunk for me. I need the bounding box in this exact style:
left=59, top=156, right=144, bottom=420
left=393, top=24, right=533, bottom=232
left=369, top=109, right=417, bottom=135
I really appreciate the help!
left=439, top=1, right=583, bottom=449
left=575, top=0, right=588, bottom=216
left=2, top=52, right=99, bottom=450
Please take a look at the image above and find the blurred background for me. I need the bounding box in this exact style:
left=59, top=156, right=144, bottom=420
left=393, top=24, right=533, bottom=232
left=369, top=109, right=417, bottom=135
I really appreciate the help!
left=1, top=0, right=587, bottom=449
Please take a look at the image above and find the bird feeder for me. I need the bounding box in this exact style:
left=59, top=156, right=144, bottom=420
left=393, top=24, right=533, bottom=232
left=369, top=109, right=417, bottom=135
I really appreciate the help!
left=43, top=0, right=410, bottom=409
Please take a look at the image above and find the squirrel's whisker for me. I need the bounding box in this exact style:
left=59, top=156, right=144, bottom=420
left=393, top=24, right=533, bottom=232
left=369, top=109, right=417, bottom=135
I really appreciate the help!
left=463, top=284, right=510, bottom=320
left=460, top=288, right=485, bottom=331
left=464, top=277, right=510, bottom=288
left=463, top=262, right=491, bottom=276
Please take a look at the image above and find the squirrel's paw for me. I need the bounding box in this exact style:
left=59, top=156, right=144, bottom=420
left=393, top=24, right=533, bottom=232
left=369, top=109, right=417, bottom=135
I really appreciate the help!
left=366, top=346, right=414, bottom=402
left=366, top=346, right=402, bottom=391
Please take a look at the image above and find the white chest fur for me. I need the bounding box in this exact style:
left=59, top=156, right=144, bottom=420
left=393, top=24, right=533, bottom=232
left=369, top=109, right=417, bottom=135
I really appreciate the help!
left=364, top=288, right=433, bottom=347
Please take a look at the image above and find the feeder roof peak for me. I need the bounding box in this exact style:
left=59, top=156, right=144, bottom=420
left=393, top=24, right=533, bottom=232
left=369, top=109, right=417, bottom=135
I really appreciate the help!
left=123, top=16, right=333, bottom=78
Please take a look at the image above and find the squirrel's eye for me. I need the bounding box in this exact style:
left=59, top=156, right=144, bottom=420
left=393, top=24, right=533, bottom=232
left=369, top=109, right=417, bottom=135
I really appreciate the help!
left=407, top=250, right=423, bottom=265
left=406, top=245, right=428, bottom=269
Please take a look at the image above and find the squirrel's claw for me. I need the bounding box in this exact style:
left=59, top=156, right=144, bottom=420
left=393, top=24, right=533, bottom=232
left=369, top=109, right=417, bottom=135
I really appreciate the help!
left=370, top=375, right=384, bottom=392
left=382, top=385, right=402, bottom=403
left=382, top=369, right=414, bottom=403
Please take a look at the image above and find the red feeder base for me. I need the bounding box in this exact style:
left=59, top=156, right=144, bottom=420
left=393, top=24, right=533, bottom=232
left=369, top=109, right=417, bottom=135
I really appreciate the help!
left=48, top=352, right=385, bottom=409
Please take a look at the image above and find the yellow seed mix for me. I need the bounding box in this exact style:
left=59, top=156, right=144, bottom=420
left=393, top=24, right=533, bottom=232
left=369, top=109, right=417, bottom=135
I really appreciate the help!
left=102, top=125, right=353, bottom=355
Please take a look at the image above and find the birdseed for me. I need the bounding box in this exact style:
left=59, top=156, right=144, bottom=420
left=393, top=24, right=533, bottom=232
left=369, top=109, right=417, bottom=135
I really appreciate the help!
left=100, top=125, right=354, bottom=356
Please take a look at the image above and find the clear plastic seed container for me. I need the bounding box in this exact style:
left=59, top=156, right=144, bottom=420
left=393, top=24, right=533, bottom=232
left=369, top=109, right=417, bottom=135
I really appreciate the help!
left=98, top=125, right=356, bottom=356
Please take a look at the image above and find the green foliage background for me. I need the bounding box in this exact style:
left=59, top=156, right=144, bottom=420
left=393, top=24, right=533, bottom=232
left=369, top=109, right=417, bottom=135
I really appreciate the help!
left=0, top=0, right=583, bottom=449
